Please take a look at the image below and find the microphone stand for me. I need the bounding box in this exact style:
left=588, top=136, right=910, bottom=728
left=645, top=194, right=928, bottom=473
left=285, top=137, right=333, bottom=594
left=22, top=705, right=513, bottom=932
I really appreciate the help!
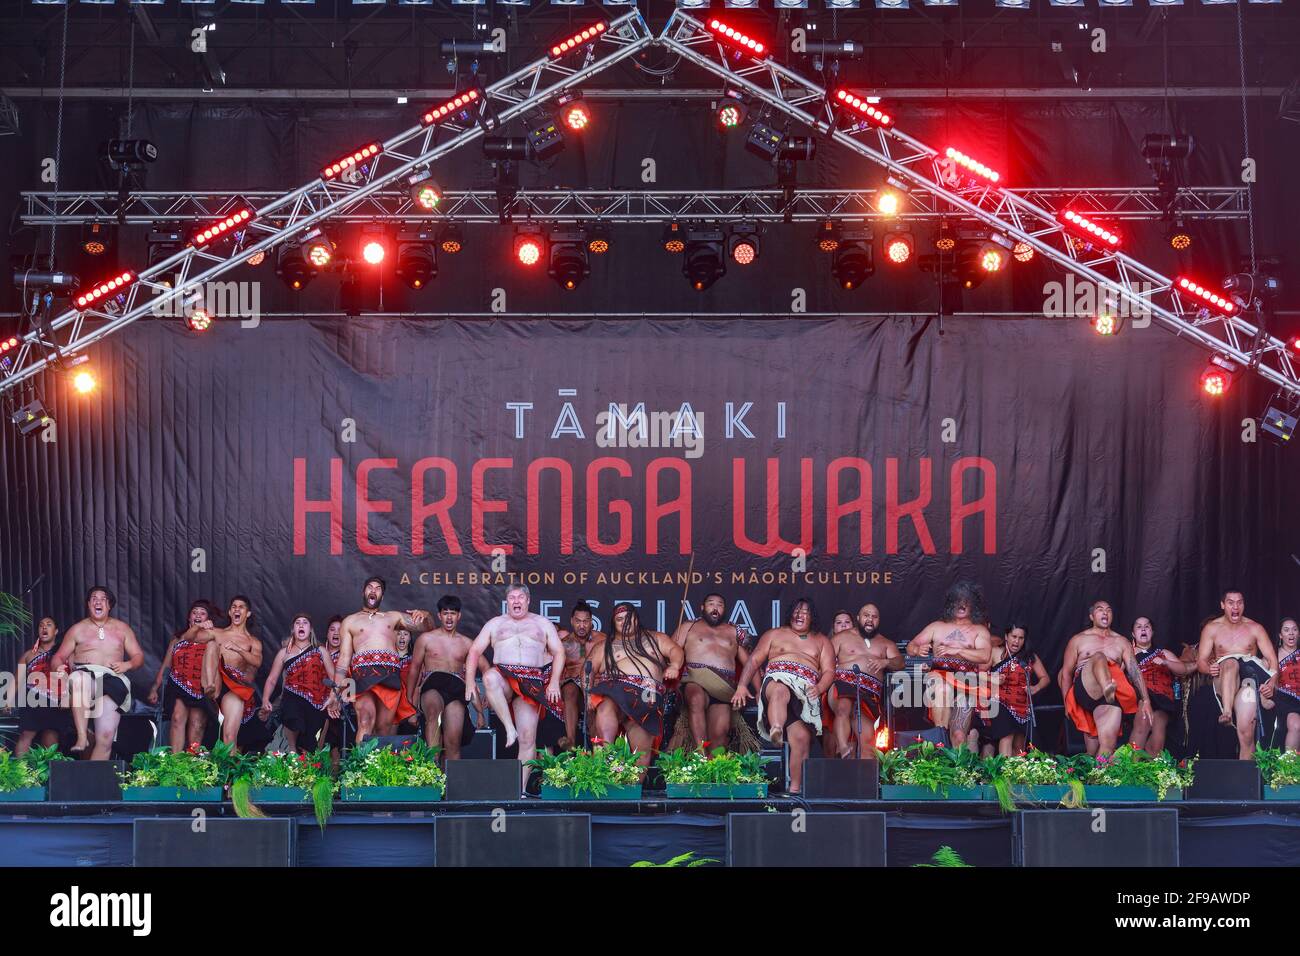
left=582, top=659, right=593, bottom=751
left=851, top=664, right=863, bottom=760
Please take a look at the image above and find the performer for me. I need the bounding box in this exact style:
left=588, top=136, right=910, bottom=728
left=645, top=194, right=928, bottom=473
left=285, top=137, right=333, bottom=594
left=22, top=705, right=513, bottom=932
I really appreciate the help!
left=148, top=600, right=220, bottom=752
left=50, top=586, right=144, bottom=760
left=589, top=603, right=684, bottom=766
left=259, top=614, right=335, bottom=752
left=1265, top=619, right=1300, bottom=751
left=319, top=616, right=353, bottom=765
left=15, top=617, right=70, bottom=756
left=1128, top=616, right=1195, bottom=756
left=905, top=581, right=994, bottom=750
left=394, top=626, right=420, bottom=734
left=198, top=595, right=265, bottom=749
left=1059, top=600, right=1151, bottom=758
left=464, top=584, right=566, bottom=791
left=556, top=601, right=605, bottom=750
left=668, top=593, right=758, bottom=752
left=405, top=595, right=487, bottom=761
left=1196, top=588, right=1278, bottom=759
left=732, top=598, right=834, bottom=794
left=334, top=577, right=434, bottom=745
left=824, top=603, right=902, bottom=758
left=978, top=624, right=1048, bottom=756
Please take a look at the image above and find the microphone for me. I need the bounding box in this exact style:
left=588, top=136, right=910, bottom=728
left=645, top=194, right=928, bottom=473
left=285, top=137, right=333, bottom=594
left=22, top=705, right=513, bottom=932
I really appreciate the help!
left=852, top=664, right=861, bottom=675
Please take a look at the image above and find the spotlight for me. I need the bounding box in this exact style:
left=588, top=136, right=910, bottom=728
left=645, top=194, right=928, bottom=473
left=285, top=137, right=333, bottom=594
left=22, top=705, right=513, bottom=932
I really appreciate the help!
left=514, top=227, right=545, bottom=267
left=705, top=19, right=768, bottom=58
left=980, top=243, right=1006, bottom=273
left=716, top=91, right=748, bottom=130
left=1090, top=297, right=1122, bottom=336
left=276, top=245, right=315, bottom=291
left=557, top=92, right=590, bottom=132
left=587, top=223, right=611, bottom=255
left=186, top=305, right=213, bottom=332
left=1200, top=355, right=1240, bottom=398
left=778, top=137, right=817, bottom=163
left=1012, top=240, right=1035, bottom=263
left=662, top=221, right=686, bottom=254
left=934, top=222, right=956, bottom=252
left=438, top=224, right=464, bottom=255
left=1059, top=209, right=1121, bottom=249
left=877, top=191, right=901, bottom=216
left=728, top=222, right=760, bottom=265
left=683, top=224, right=726, bottom=291
left=396, top=227, right=438, bottom=290
left=147, top=226, right=184, bottom=268
left=1141, top=133, right=1193, bottom=163
left=405, top=168, right=443, bottom=211
left=1260, top=399, right=1297, bottom=444
left=831, top=228, right=873, bottom=290
left=359, top=225, right=389, bottom=266
left=72, top=369, right=98, bottom=395
left=420, top=88, right=481, bottom=127
left=547, top=21, right=608, bottom=60
left=548, top=229, right=590, bottom=290
left=816, top=220, right=840, bottom=253
left=246, top=250, right=266, bottom=267
left=301, top=228, right=335, bottom=268
left=882, top=230, right=914, bottom=265
left=190, top=208, right=256, bottom=249
left=102, top=139, right=158, bottom=170
left=832, top=90, right=893, bottom=128
left=81, top=222, right=112, bottom=256
left=955, top=239, right=1004, bottom=289
left=1168, top=219, right=1192, bottom=251
left=321, top=142, right=382, bottom=182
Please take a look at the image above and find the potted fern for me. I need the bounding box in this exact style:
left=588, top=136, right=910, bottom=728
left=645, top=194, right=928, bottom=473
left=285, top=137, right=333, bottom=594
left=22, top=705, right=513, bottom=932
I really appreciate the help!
left=339, top=739, right=445, bottom=802
left=982, top=749, right=1087, bottom=809
left=879, top=740, right=988, bottom=799
left=1081, top=745, right=1191, bottom=801
left=243, top=747, right=334, bottom=804
left=1254, top=748, right=1300, bottom=799
left=532, top=737, right=646, bottom=800
left=0, top=747, right=59, bottom=801
left=657, top=747, right=767, bottom=798
left=121, top=745, right=223, bottom=801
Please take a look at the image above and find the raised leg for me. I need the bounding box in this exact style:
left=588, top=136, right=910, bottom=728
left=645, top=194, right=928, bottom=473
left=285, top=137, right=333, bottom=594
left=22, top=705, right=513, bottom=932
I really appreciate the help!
left=1215, top=658, right=1240, bottom=725
left=482, top=669, right=518, bottom=748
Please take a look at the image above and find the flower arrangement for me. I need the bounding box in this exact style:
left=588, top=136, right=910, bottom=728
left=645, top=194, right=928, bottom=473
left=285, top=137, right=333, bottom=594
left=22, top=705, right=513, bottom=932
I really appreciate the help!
left=1084, top=744, right=1193, bottom=800
left=233, top=746, right=334, bottom=828
left=122, top=745, right=221, bottom=791
left=982, top=748, right=1085, bottom=810
left=528, top=736, right=645, bottom=797
left=656, top=747, right=765, bottom=786
left=1254, top=748, right=1300, bottom=789
left=879, top=740, right=983, bottom=793
left=338, top=739, right=446, bottom=791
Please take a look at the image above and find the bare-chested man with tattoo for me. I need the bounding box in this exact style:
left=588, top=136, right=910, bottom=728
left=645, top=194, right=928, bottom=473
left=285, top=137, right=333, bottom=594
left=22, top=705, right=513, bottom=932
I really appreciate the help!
left=1197, top=588, right=1278, bottom=759
left=405, top=594, right=487, bottom=761
left=556, top=601, right=605, bottom=750
left=669, top=593, right=755, bottom=751
left=906, top=582, right=994, bottom=750
left=826, top=603, right=903, bottom=758
left=1059, top=599, right=1152, bottom=757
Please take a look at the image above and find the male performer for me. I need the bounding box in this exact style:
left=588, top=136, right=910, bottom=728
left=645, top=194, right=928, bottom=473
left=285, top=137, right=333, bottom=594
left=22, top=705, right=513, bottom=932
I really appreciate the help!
left=1059, top=599, right=1152, bottom=757
left=50, top=586, right=144, bottom=760
left=406, top=595, right=487, bottom=761
left=199, top=596, right=264, bottom=749
left=589, top=603, right=684, bottom=765
left=334, top=576, right=434, bottom=745
left=464, top=584, right=566, bottom=791
left=669, top=593, right=757, bottom=752
left=556, top=601, right=605, bottom=750
left=1129, top=616, right=1195, bottom=756
left=1196, top=588, right=1278, bottom=759
left=732, top=598, right=834, bottom=794
left=15, top=617, right=69, bottom=756
left=148, top=600, right=220, bottom=752
left=905, top=582, right=994, bottom=750
left=825, top=603, right=903, bottom=758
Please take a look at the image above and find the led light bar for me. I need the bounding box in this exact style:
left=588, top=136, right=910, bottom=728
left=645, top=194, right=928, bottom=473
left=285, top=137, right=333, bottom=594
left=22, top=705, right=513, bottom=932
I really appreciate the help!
left=548, top=22, right=608, bottom=59
left=705, top=19, right=767, bottom=57
left=1176, top=276, right=1238, bottom=315
left=75, top=271, right=136, bottom=311
left=190, top=208, right=255, bottom=247
left=321, top=143, right=382, bottom=181
left=943, top=147, right=1001, bottom=184
left=1059, top=209, right=1121, bottom=248
left=833, top=89, right=893, bottom=128
left=420, top=89, right=481, bottom=127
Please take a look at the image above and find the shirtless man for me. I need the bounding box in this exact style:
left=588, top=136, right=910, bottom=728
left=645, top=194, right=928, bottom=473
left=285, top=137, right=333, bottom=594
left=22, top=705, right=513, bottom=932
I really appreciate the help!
left=556, top=601, right=605, bottom=750
left=50, top=587, right=144, bottom=760
left=590, top=603, right=684, bottom=766
left=334, top=576, right=434, bottom=745
left=405, top=595, right=487, bottom=761
left=1059, top=599, right=1152, bottom=757
left=1129, top=616, right=1195, bottom=756
left=905, top=582, right=994, bottom=750
left=199, top=596, right=264, bottom=748
left=670, top=593, right=753, bottom=751
left=464, top=584, right=566, bottom=791
left=1196, top=589, right=1278, bottom=760
left=732, top=598, right=834, bottom=794
left=15, top=617, right=69, bottom=756
left=827, top=603, right=903, bottom=758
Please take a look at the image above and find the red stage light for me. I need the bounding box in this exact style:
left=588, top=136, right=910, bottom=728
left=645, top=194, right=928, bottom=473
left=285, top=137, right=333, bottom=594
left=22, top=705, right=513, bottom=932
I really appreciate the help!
left=1012, top=240, right=1035, bottom=263
left=884, top=232, right=913, bottom=265
left=706, top=19, right=767, bottom=57
left=187, top=308, right=213, bottom=333
left=1092, top=313, right=1119, bottom=336
left=1201, top=368, right=1229, bottom=396
left=944, top=147, right=1001, bottom=184
left=1059, top=210, right=1121, bottom=249
left=306, top=241, right=332, bottom=268
left=832, top=89, right=893, bottom=128
left=1176, top=276, right=1237, bottom=315
left=361, top=240, right=386, bottom=265
left=321, top=143, right=382, bottom=181
left=549, top=22, right=608, bottom=59
left=717, top=103, right=745, bottom=129
left=980, top=247, right=1005, bottom=272
left=731, top=240, right=757, bottom=265
left=75, top=271, right=136, bottom=310
left=191, top=209, right=255, bottom=247
left=0, top=336, right=18, bottom=352
left=515, top=234, right=543, bottom=266
left=420, top=89, right=480, bottom=127
left=562, top=103, right=591, bottom=132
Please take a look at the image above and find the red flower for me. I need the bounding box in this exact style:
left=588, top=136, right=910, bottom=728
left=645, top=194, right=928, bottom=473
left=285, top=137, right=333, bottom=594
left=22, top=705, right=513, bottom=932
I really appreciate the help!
left=405, top=755, right=414, bottom=762
left=591, top=736, right=605, bottom=745
left=313, top=762, right=322, bottom=769
left=936, top=742, right=945, bottom=749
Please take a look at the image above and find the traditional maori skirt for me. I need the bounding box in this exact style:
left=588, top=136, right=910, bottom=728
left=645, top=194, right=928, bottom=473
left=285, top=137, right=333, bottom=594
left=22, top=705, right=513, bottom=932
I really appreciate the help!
left=1065, top=659, right=1137, bottom=737
left=350, top=649, right=416, bottom=722
left=418, top=670, right=476, bottom=747
left=758, top=660, right=823, bottom=739
left=589, top=672, right=667, bottom=741
left=495, top=662, right=565, bottom=724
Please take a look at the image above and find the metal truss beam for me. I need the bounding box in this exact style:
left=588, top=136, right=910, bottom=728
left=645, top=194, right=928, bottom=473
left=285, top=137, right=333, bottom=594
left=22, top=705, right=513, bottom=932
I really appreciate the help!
left=0, top=10, right=654, bottom=397
left=19, top=186, right=1250, bottom=227
left=658, top=11, right=1299, bottom=399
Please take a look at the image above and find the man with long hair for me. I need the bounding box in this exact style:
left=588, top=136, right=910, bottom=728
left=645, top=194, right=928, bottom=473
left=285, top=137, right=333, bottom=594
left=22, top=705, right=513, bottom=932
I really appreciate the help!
left=556, top=601, right=605, bottom=750
left=589, top=603, right=684, bottom=766
left=906, top=581, right=994, bottom=751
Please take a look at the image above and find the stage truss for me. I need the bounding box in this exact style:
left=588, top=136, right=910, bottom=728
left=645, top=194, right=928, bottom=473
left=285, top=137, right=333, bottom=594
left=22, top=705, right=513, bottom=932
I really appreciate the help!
left=3, top=8, right=1296, bottom=401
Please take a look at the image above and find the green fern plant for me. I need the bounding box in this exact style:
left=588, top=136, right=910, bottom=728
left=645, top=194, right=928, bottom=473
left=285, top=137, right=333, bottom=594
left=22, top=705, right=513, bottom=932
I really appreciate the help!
left=0, top=592, right=33, bottom=643
left=914, top=845, right=972, bottom=867
left=631, top=851, right=718, bottom=867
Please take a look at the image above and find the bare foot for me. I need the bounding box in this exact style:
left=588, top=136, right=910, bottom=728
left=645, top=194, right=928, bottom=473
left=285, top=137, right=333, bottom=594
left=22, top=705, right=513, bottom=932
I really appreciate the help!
left=1102, top=681, right=1117, bottom=704
left=838, top=743, right=853, bottom=759
left=1218, top=710, right=1234, bottom=726
left=769, top=725, right=784, bottom=748
left=504, top=726, right=518, bottom=748
left=70, top=736, right=90, bottom=753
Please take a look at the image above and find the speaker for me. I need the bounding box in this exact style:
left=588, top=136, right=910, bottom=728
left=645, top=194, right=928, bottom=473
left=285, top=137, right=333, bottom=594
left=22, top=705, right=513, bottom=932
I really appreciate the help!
left=446, top=759, right=522, bottom=802
left=49, top=760, right=124, bottom=802
left=727, top=812, right=887, bottom=867
left=111, top=714, right=158, bottom=762
left=803, top=758, right=879, bottom=799
left=133, top=818, right=294, bottom=867
left=435, top=813, right=590, bottom=866
left=1185, top=759, right=1262, bottom=800
left=1018, top=809, right=1179, bottom=867
left=461, top=728, right=496, bottom=759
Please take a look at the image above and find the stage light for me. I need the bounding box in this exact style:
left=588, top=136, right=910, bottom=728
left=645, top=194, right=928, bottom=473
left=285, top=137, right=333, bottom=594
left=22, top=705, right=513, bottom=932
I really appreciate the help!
left=405, top=168, right=443, bottom=211
left=778, top=136, right=817, bottom=164
left=705, top=19, right=767, bottom=58
left=995, top=0, right=1030, bottom=6
left=745, top=122, right=784, bottom=163
left=1168, top=219, right=1192, bottom=251
left=362, top=241, right=386, bottom=265
left=246, top=250, right=266, bottom=266
left=1141, top=133, right=1193, bottom=163
left=321, top=142, right=381, bottom=182
left=1012, top=240, right=1035, bottom=263
left=301, top=228, right=335, bottom=268
left=1091, top=302, right=1122, bottom=336
left=191, top=208, right=255, bottom=248
left=832, top=89, right=893, bottom=128
left=717, top=102, right=745, bottom=129
left=75, top=270, right=136, bottom=311
left=548, top=21, right=608, bottom=59
left=527, top=116, right=566, bottom=161
left=831, top=228, right=873, bottom=290
left=9, top=399, right=52, bottom=439
left=103, top=139, right=158, bottom=170
left=548, top=229, right=591, bottom=291
left=662, top=221, right=686, bottom=254
left=557, top=92, right=590, bottom=132
left=1200, top=355, right=1240, bottom=398
left=883, top=230, right=914, bottom=265
left=1176, top=276, right=1237, bottom=315
left=147, top=226, right=184, bottom=269
left=1260, top=402, right=1297, bottom=444
left=438, top=225, right=464, bottom=255
left=0, top=335, right=16, bottom=353
left=934, top=222, right=956, bottom=252
left=980, top=244, right=1005, bottom=273
left=955, top=240, right=1004, bottom=289
left=276, top=245, right=315, bottom=290
left=1059, top=209, right=1121, bottom=249
left=514, top=228, right=545, bottom=267
left=420, top=88, right=480, bottom=127
left=816, top=220, right=840, bottom=253
left=587, top=223, right=611, bottom=255
left=877, top=191, right=901, bottom=216
left=186, top=307, right=213, bottom=332
left=728, top=222, right=760, bottom=265
left=944, top=147, right=1001, bottom=184
left=684, top=224, right=726, bottom=291
left=72, top=370, right=97, bottom=395
left=81, top=222, right=112, bottom=256
left=396, top=228, right=438, bottom=290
